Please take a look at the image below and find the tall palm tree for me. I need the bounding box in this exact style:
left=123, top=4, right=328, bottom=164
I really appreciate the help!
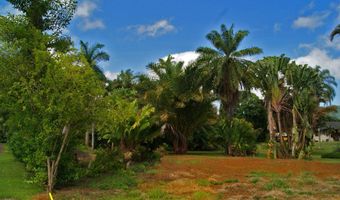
left=330, top=24, right=340, bottom=41
left=197, top=24, right=262, bottom=119
left=251, top=55, right=290, bottom=158
left=80, top=40, right=110, bottom=81
left=80, top=40, right=110, bottom=149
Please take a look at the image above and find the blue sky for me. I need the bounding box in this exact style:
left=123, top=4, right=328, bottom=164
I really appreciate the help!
left=1, top=0, right=340, bottom=105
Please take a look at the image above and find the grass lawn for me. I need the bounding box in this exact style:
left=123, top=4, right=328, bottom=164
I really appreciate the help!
left=0, top=144, right=42, bottom=200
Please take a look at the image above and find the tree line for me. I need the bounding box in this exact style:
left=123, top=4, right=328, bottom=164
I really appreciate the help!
left=0, top=0, right=337, bottom=192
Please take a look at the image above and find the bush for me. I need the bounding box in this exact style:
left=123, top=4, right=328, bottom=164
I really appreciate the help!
left=88, top=148, right=123, bottom=176
left=321, top=148, right=340, bottom=159
left=215, top=118, right=258, bottom=156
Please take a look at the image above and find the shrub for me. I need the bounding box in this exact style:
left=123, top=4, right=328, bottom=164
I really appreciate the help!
left=321, top=148, right=340, bottom=159
left=88, top=148, right=123, bottom=176
left=215, top=118, right=258, bottom=156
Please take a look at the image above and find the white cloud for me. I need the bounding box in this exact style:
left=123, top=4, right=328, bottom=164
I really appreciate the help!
left=131, top=19, right=175, bottom=37
left=74, top=1, right=97, bottom=18
left=166, top=51, right=200, bottom=66
left=294, top=48, right=340, bottom=79
left=80, top=19, right=105, bottom=31
left=0, top=4, right=22, bottom=15
left=273, top=23, right=281, bottom=32
left=104, top=71, right=118, bottom=80
left=293, top=12, right=329, bottom=29
left=74, top=1, right=105, bottom=32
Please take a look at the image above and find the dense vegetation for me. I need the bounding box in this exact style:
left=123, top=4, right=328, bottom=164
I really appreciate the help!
left=0, top=0, right=338, bottom=194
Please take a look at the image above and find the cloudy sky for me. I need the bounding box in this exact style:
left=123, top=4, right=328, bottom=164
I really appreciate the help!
left=1, top=0, right=340, bottom=104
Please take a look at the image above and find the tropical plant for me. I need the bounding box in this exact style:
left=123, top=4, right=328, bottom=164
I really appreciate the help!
left=215, top=118, right=258, bottom=156
left=80, top=40, right=110, bottom=81
left=196, top=24, right=262, bottom=119
left=143, top=56, right=216, bottom=154
left=251, top=55, right=290, bottom=158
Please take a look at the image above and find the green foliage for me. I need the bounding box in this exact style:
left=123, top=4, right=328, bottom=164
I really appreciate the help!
left=321, top=148, right=340, bottom=159
left=88, top=148, right=124, bottom=176
left=215, top=118, right=258, bottom=156
left=235, top=92, right=268, bottom=142
left=196, top=24, right=262, bottom=118
left=144, top=56, right=216, bottom=153
left=7, top=0, right=77, bottom=33
left=99, top=89, right=157, bottom=152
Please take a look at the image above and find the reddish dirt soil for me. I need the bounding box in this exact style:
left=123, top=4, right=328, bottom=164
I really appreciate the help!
left=140, top=155, right=340, bottom=199
left=150, top=155, right=340, bottom=181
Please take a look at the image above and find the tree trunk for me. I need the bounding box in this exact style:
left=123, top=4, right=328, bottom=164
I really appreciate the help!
left=266, top=101, right=276, bottom=159
left=291, top=108, right=298, bottom=158
left=91, top=123, right=95, bottom=150
left=85, top=130, right=89, bottom=147
left=172, top=132, right=187, bottom=154
left=47, top=124, right=70, bottom=193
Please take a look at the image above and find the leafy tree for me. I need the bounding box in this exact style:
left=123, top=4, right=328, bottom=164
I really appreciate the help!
left=197, top=24, right=262, bottom=119
left=7, top=0, right=77, bottom=33
left=0, top=13, right=104, bottom=192
left=235, top=92, right=267, bottom=142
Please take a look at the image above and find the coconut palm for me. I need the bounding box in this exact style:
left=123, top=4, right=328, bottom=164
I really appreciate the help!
left=330, top=24, right=340, bottom=41
left=197, top=24, right=262, bottom=119
left=80, top=40, right=110, bottom=81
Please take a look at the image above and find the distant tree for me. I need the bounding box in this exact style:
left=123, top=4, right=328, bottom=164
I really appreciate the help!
left=80, top=40, right=110, bottom=81
left=235, top=92, right=267, bottom=142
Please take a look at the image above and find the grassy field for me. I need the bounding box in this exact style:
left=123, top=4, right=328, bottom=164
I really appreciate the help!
left=0, top=144, right=42, bottom=200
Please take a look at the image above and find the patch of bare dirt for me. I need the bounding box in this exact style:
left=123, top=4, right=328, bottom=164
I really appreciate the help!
left=151, top=155, right=340, bottom=181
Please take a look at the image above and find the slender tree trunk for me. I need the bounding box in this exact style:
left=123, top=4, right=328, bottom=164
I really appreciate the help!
left=291, top=108, right=298, bottom=158
left=266, top=101, right=276, bottom=159
left=91, top=123, right=95, bottom=150
left=47, top=124, right=70, bottom=192
left=85, top=130, right=89, bottom=147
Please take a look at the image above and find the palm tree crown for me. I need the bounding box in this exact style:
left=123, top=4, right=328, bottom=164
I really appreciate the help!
left=197, top=24, right=262, bottom=118
left=80, top=40, right=110, bottom=81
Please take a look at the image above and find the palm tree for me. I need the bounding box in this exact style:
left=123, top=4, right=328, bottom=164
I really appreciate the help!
left=144, top=56, right=216, bottom=154
left=80, top=40, right=110, bottom=81
left=197, top=24, right=262, bottom=119
left=251, top=55, right=290, bottom=158
left=79, top=40, right=110, bottom=149
left=330, top=24, right=340, bottom=41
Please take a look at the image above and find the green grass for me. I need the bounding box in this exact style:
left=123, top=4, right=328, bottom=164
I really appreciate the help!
left=0, top=144, right=42, bottom=200
left=256, top=142, right=340, bottom=163
left=80, top=169, right=138, bottom=190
